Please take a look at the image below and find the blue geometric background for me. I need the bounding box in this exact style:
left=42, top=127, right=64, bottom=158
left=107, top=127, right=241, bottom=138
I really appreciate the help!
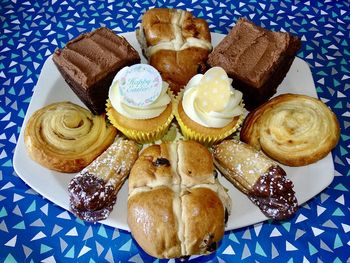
left=0, top=0, right=349, bottom=262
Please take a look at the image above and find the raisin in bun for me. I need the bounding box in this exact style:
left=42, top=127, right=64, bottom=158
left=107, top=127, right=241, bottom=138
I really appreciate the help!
left=127, top=140, right=231, bottom=258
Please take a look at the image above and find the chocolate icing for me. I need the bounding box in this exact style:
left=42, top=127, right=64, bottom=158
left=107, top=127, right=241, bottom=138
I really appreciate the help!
left=53, top=27, right=140, bottom=114
left=68, top=172, right=117, bottom=222
left=248, top=166, right=298, bottom=220
left=208, top=18, right=301, bottom=110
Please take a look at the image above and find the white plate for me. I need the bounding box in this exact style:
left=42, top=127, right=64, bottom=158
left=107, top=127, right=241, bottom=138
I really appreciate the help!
left=13, top=32, right=334, bottom=231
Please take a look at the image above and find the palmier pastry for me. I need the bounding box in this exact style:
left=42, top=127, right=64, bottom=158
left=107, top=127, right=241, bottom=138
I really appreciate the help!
left=240, top=93, right=340, bottom=166
left=213, top=140, right=298, bottom=220
left=128, top=140, right=231, bottom=258
left=24, top=102, right=117, bottom=173
left=136, top=8, right=212, bottom=94
left=68, top=139, right=139, bottom=222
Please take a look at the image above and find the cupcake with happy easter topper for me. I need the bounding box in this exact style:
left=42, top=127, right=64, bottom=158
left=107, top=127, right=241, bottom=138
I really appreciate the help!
left=106, top=64, right=174, bottom=144
left=174, top=67, right=245, bottom=146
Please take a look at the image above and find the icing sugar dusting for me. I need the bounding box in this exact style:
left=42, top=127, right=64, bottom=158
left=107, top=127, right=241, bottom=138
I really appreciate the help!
left=249, top=166, right=298, bottom=220
left=68, top=139, right=138, bottom=222
left=68, top=172, right=117, bottom=222
left=213, top=140, right=298, bottom=220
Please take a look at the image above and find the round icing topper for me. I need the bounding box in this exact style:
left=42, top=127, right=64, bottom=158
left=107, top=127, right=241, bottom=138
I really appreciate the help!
left=196, top=67, right=231, bottom=112
left=118, top=64, right=162, bottom=107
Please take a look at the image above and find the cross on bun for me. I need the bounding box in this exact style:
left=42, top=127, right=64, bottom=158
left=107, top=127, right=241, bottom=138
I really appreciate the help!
left=127, top=140, right=231, bottom=258
left=136, top=8, right=212, bottom=94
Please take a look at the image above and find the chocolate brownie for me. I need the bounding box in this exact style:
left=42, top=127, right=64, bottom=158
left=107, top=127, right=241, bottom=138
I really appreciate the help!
left=208, top=18, right=301, bottom=110
left=53, top=27, right=140, bottom=114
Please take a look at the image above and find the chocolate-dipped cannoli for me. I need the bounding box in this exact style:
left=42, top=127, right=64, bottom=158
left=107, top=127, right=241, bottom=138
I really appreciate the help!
left=213, top=140, right=298, bottom=220
left=68, top=139, right=139, bottom=222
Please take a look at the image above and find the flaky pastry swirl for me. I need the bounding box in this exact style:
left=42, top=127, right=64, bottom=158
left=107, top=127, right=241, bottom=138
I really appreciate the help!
left=24, top=102, right=117, bottom=173
left=240, top=94, right=340, bottom=166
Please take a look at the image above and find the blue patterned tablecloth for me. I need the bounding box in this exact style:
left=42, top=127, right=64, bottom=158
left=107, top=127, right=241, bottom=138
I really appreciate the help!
left=1, top=0, right=349, bottom=262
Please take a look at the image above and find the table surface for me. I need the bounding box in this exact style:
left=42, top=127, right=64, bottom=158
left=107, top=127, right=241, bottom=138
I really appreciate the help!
left=1, top=0, right=349, bottom=262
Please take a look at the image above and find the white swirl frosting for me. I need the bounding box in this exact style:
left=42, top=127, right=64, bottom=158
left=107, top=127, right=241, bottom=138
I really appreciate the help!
left=109, top=66, right=171, bottom=119
left=182, top=67, right=243, bottom=128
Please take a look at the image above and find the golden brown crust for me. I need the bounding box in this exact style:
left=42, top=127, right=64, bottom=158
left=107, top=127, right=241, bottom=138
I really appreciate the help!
left=149, top=48, right=210, bottom=93
left=127, top=140, right=230, bottom=258
left=213, top=140, right=276, bottom=192
left=141, top=8, right=175, bottom=46
left=141, top=8, right=211, bottom=46
left=182, top=187, right=225, bottom=255
left=24, top=102, right=117, bottom=173
left=240, top=93, right=340, bottom=166
left=128, top=187, right=182, bottom=258
left=137, top=8, right=212, bottom=94
left=128, top=143, right=179, bottom=192
left=82, top=139, right=139, bottom=190
left=177, top=140, right=215, bottom=186
left=213, top=140, right=298, bottom=220
left=68, top=139, right=139, bottom=222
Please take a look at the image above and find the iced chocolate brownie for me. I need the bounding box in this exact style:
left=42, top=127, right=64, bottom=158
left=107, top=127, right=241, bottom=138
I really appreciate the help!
left=53, top=27, right=140, bottom=114
left=208, top=18, right=301, bottom=110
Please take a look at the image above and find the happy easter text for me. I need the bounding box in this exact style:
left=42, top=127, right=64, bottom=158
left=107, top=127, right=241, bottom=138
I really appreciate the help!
left=127, top=78, right=152, bottom=92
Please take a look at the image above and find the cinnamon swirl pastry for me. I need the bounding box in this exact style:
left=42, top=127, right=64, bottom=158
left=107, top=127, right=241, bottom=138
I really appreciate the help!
left=24, top=102, right=117, bottom=173
left=240, top=93, right=340, bottom=166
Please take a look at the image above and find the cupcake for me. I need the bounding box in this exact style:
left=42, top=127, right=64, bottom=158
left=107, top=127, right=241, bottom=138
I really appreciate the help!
left=106, top=64, right=174, bottom=144
left=175, top=67, right=244, bottom=145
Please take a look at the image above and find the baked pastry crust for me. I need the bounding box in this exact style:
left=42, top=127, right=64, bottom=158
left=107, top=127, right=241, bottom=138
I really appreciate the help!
left=24, top=102, right=117, bottom=173
left=213, top=140, right=298, bottom=220
left=127, top=140, right=230, bottom=258
left=241, top=94, right=340, bottom=166
left=240, top=93, right=340, bottom=166
left=136, top=8, right=212, bottom=94
left=128, top=187, right=182, bottom=257
left=68, top=139, right=139, bottom=221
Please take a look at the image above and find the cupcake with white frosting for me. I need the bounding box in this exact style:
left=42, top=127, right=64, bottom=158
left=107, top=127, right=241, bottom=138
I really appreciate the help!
left=106, top=64, right=174, bottom=143
left=175, top=67, right=244, bottom=145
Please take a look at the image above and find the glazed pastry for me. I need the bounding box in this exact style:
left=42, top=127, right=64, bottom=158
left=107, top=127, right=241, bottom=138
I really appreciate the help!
left=106, top=64, right=174, bottom=144
left=240, top=93, right=340, bottom=166
left=136, top=8, right=212, bottom=94
left=53, top=27, right=140, bottom=114
left=128, top=140, right=231, bottom=258
left=24, top=102, right=117, bottom=173
left=174, top=67, right=244, bottom=145
left=68, top=139, right=139, bottom=222
left=213, top=140, right=298, bottom=220
left=208, top=18, right=301, bottom=110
